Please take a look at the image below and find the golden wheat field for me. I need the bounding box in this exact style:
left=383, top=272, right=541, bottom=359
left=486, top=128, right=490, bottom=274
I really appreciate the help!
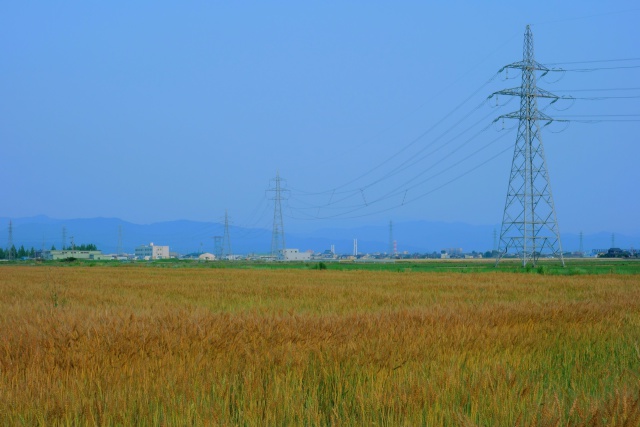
left=1, top=265, right=639, bottom=426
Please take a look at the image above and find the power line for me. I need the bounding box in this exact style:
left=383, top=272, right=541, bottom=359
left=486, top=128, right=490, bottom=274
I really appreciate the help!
left=558, top=64, right=640, bottom=72
left=289, top=71, right=503, bottom=197
left=545, top=57, right=640, bottom=66
left=552, top=87, right=640, bottom=92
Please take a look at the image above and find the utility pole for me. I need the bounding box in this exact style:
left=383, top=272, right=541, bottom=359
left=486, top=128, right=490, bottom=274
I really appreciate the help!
left=62, top=226, right=67, bottom=250
left=269, top=171, right=287, bottom=259
left=494, top=25, right=566, bottom=267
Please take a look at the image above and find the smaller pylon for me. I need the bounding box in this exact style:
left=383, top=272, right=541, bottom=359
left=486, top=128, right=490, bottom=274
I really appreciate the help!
left=7, top=220, right=14, bottom=260
left=388, top=220, right=394, bottom=258
left=117, top=225, right=124, bottom=256
left=579, top=231, right=584, bottom=256
left=214, top=236, right=223, bottom=260
left=222, top=210, right=232, bottom=260
left=269, top=171, right=287, bottom=258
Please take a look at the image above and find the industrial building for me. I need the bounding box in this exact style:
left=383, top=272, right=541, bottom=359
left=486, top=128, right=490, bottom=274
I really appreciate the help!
left=135, top=243, right=170, bottom=260
left=279, top=248, right=312, bottom=261
left=44, top=250, right=112, bottom=261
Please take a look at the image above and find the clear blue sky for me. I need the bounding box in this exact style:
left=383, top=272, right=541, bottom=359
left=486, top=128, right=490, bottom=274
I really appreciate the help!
left=1, top=1, right=638, bottom=235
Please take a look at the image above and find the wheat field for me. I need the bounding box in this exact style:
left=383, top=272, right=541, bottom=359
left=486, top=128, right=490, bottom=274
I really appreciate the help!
left=1, top=265, right=639, bottom=425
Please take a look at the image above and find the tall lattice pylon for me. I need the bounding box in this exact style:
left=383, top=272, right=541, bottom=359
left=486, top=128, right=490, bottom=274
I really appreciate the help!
left=495, top=25, right=565, bottom=267
left=269, top=171, right=286, bottom=258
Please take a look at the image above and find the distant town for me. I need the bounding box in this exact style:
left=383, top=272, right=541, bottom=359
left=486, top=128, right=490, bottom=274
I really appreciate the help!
left=1, top=241, right=637, bottom=263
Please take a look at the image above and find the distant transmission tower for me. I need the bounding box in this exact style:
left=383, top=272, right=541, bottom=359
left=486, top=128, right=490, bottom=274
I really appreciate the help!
left=269, top=171, right=287, bottom=258
left=213, top=236, right=223, bottom=259
left=62, top=225, right=67, bottom=250
left=493, top=228, right=497, bottom=253
left=495, top=25, right=565, bottom=267
left=7, top=220, right=14, bottom=260
left=388, top=220, right=394, bottom=257
left=579, top=231, right=584, bottom=256
left=222, top=210, right=233, bottom=259
left=117, top=225, right=123, bottom=256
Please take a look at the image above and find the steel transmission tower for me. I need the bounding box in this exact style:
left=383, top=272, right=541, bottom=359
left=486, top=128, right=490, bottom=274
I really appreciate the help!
left=222, top=210, right=232, bottom=259
left=495, top=25, right=565, bottom=267
left=269, top=172, right=287, bottom=258
left=7, top=220, right=14, bottom=260
left=213, top=236, right=223, bottom=259
left=579, top=231, right=584, bottom=256
left=388, top=220, right=394, bottom=257
left=117, top=225, right=123, bottom=256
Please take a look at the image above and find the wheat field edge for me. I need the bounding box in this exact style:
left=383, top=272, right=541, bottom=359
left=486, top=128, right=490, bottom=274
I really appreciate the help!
left=1, top=265, right=639, bottom=425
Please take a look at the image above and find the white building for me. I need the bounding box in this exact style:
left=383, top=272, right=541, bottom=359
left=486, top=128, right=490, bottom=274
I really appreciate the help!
left=279, top=248, right=312, bottom=261
left=198, top=253, right=216, bottom=261
left=135, top=243, right=170, bottom=260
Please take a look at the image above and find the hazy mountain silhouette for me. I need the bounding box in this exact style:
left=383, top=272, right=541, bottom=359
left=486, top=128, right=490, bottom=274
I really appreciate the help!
left=1, top=216, right=637, bottom=255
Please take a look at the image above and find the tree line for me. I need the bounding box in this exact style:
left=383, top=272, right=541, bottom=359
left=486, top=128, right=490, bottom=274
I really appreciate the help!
left=0, top=244, right=99, bottom=259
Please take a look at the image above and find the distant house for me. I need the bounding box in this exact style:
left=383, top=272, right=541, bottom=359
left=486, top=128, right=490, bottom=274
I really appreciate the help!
left=198, top=253, right=216, bottom=261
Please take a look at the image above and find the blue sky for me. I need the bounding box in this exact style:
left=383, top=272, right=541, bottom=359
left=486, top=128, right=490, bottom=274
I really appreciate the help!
left=1, top=1, right=638, bottom=235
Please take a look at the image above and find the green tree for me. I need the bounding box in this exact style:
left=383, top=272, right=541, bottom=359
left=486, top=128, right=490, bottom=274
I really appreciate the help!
left=75, top=243, right=98, bottom=251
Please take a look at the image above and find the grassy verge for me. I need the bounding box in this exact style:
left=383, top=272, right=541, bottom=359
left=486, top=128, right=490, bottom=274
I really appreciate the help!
left=6, top=257, right=640, bottom=275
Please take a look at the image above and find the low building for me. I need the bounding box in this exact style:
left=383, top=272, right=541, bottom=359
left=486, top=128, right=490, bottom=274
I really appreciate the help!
left=279, top=248, right=312, bottom=261
left=44, top=250, right=112, bottom=261
left=135, top=243, right=170, bottom=260
left=198, top=253, right=216, bottom=261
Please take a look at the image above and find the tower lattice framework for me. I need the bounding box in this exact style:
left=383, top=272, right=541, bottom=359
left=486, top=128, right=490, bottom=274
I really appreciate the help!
left=270, top=171, right=286, bottom=258
left=222, top=209, right=232, bottom=259
left=495, top=25, right=565, bottom=267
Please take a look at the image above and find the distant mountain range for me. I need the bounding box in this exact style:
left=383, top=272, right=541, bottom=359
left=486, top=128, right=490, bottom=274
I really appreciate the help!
left=1, top=216, right=638, bottom=255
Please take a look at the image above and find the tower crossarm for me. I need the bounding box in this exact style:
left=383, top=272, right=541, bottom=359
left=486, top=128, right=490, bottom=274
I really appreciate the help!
left=499, top=60, right=550, bottom=73
left=493, top=110, right=566, bottom=125
left=489, top=87, right=570, bottom=101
